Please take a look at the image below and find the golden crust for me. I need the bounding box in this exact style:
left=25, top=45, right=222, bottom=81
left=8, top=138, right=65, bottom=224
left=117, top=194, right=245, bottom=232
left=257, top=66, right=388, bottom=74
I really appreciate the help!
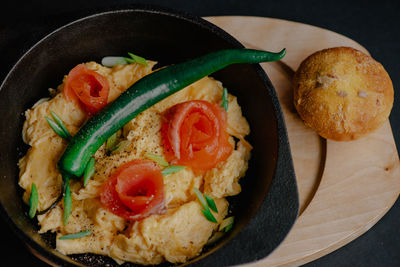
left=293, top=46, right=394, bottom=141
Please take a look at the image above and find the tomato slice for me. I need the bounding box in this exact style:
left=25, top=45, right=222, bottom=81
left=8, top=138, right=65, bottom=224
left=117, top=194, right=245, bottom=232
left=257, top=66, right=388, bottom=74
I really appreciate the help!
left=161, top=100, right=232, bottom=171
left=100, top=160, right=166, bottom=221
left=64, top=64, right=110, bottom=114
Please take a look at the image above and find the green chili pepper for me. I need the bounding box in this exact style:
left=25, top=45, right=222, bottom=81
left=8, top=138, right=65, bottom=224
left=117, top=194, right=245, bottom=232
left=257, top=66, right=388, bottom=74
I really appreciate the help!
left=58, top=48, right=286, bottom=178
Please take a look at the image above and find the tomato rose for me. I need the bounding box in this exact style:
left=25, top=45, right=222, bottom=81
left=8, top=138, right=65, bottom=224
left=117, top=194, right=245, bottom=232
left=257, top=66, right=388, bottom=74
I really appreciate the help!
left=64, top=64, right=110, bottom=114
left=161, top=100, right=232, bottom=171
left=100, top=160, right=166, bottom=221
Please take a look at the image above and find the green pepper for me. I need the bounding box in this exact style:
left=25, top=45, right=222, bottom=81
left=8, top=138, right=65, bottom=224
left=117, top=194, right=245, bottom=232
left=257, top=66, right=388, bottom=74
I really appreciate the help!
left=58, top=48, right=286, bottom=178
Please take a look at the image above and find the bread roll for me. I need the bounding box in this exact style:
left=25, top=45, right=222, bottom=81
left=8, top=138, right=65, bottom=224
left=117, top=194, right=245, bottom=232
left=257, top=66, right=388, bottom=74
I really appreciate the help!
left=293, top=47, right=393, bottom=141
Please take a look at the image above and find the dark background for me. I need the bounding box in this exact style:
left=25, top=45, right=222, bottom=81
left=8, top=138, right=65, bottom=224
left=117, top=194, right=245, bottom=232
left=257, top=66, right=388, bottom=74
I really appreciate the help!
left=1, top=0, right=399, bottom=266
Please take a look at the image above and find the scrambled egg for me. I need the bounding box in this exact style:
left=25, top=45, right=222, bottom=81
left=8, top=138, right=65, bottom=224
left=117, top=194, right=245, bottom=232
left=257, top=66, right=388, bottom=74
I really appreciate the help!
left=18, top=61, right=251, bottom=265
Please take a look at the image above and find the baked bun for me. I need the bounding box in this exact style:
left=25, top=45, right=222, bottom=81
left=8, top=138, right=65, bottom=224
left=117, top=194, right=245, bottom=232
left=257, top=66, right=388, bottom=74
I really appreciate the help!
left=293, top=47, right=393, bottom=141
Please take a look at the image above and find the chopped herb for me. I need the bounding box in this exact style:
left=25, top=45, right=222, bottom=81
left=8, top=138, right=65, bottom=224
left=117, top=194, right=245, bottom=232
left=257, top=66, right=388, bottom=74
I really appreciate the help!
left=126, top=52, right=148, bottom=66
left=205, top=217, right=234, bottom=246
left=194, top=188, right=209, bottom=211
left=144, top=153, right=185, bottom=175
left=45, top=111, right=71, bottom=140
left=101, top=53, right=148, bottom=67
left=112, top=140, right=131, bottom=154
left=201, top=209, right=218, bottom=223
left=101, top=56, right=128, bottom=67
left=194, top=188, right=217, bottom=223
left=221, top=87, right=228, bottom=111
left=205, top=194, right=218, bottom=213
left=63, top=176, right=72, bottom=226
left=28, top=183, right=38, bottom=219
left=161, top=165, right=186, bottom=176
left=59, top=230, right=92, bottom=240
left=50, top=111, right=71, bottom=139
left=46, top=117, right=69, bottom=139
left=144, top=153, right=169, bottom=167
left=111, top=145, right=120, bottom=151
left=106, top=132, right=118, bottom=152
left=83, top=157, right=95, bottom=187
left=206, top=231, right=225, bottom=246
left=219, top=216, right=234, bottom=232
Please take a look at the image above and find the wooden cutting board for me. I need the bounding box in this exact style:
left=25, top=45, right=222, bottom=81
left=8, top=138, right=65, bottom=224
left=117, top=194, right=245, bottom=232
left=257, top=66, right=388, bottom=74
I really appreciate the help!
left=205, top=16, right=400, bottom=266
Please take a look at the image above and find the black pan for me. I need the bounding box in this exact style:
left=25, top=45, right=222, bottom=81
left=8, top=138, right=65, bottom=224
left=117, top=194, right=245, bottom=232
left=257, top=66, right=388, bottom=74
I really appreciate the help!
left=0, top=6, right=298, bottom=267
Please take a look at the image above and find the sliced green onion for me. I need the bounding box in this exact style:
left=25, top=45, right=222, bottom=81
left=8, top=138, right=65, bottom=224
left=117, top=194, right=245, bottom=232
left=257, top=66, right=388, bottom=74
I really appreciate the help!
left=106, top=132, right=118, bottom=152
left=219, top=216, right=234, bottom=232
left=101, top=56, right=128, bottom=67
left=59, top=230, right=92, bottom=240
left=28, top=183, right=38, bottom=219
left=50, top=111, right=71, bottom=139
left=112, top=140, right=131, bottom=154
left=145, top=153, right=185, bottom=174
left=63, top=176, right=72, bottom=226
left=126, top=52, right=148, bottom=66
left=206, top=231, right=225, bottom=246
left=205, top=195, right=218, bottom=213
left=111, top=145, right=120, bottom=151
left=144, top=153, right=169, bottom=167
left=194, top=188, right=209, bottom=211
left=161, top=165, right=186, bottom=176
left=201, top=209, right=218, bottom=223
left=101, top=53, right=148, bottom=67
left=83, top=157, right=95, bottom=187
left=46, top=117, right=69, bottom=139
left=194, top=188, right=217, bottom=223
left=221, top=87, right=228, bottom=111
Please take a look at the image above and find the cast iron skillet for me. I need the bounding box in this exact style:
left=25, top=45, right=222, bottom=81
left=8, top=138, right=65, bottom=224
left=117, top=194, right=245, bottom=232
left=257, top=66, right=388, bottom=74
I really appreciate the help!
left=0, top=6, right=299, bottom=267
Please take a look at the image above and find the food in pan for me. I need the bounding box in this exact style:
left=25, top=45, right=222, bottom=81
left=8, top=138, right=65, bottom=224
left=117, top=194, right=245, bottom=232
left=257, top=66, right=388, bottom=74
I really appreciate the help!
left=293, top=46, right=393, bottom=141
left=19, top=49, right=285, bottom=264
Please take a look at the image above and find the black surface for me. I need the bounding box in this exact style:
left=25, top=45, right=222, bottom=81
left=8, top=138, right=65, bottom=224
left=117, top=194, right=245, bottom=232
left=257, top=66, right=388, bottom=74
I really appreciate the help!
left=0, top=6, right=298, bottom=267
left=0, top=0, right=399, bottom=266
